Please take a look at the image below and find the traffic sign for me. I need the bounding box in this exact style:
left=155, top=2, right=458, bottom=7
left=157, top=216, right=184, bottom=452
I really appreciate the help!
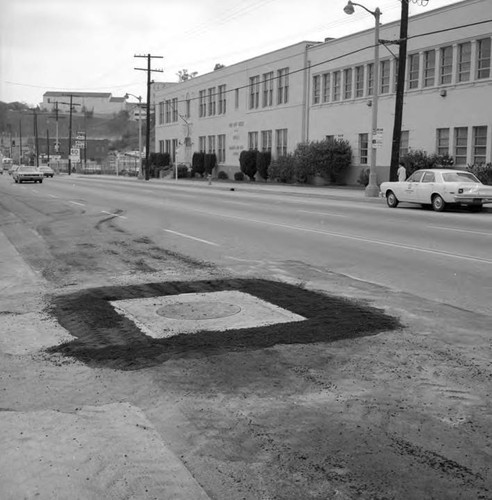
left=75, top=141, right=85, bottom=148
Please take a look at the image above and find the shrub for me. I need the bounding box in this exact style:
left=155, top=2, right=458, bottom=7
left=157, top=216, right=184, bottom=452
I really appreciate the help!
left=467, top=162, right=492, bottom=185
left=217, top=170, right=229, bottom=180
left=177, top=164, right=189, bottom=178
left=357, top=167, right=370, bottom=187
left=239, top=150, right=257, bottom=180
left=192, top=152, right=205, bottom=177
left=234, top=171, right=244, bottom=181
left=256, top=151, right=271, bottom=180
left=400, top=150, right=454, bottom=177
left=204, top=153, right=217, bottom=175
left=269, top=154, right=296, bottom=183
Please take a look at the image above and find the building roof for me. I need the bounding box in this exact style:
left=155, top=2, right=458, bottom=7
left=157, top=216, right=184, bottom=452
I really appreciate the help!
left=43, top=91, right=112, bottom=98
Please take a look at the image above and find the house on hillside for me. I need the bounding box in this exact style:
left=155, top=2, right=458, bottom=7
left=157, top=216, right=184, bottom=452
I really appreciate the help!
left=153, top=0, right=492, bottom=184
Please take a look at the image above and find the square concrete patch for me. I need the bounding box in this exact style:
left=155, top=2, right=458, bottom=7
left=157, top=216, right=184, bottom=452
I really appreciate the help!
left=111, top=290, right=306, bottom=338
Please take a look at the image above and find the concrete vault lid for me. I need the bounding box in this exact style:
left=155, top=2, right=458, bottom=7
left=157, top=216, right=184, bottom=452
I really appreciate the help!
left=111, top=290, right=306, bottom=339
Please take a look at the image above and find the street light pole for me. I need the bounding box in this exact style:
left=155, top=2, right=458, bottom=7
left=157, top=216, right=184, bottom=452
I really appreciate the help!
left=125, top=93, right=143, bottom=178
left=344, top=1, right=381, bottom=197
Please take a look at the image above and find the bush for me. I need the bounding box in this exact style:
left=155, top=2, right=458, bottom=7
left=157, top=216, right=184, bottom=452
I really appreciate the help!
left=239, top=150, right=257, bottom=180
left=217, top=171, right=229, bottom=180
left=400, top=150, right=454, bottom=177
left=357, top=167, right=370, bottom=187
left=204, top=153, right=217, bottom=175
left=192, top=152, right=205, bottom=177
left=177, top=164, right=189, bottom=178
left=269, top=154, right=296, bottom=183
left=256, top=151, right=271, bottom=180
left=467, top=162, right=492, bottom=184
left=234, top=171, right=244, bottom=181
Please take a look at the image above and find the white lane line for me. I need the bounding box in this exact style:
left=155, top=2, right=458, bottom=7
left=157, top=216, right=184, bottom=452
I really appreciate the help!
left=189, top=208, right=492, bottom=264
left=69, top=201, right=85, bottom=206
left=32, top=189, right=39, bottom=193
left=297, top=209, right=347, bottom=217
left=428, top=225, right=492, bottom=237
left=101, top=210, right=127, bottom=219
left=49, top=194, right=58, bottom=198
left=164, top=229, right=219, bottom=247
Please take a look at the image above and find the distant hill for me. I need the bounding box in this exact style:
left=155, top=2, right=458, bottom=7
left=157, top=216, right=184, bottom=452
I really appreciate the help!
left=0, top=101, right=152, bottom=152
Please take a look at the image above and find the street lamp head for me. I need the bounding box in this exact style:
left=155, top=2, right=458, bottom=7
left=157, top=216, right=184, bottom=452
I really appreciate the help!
left=343, top=1, right=355, bottom=15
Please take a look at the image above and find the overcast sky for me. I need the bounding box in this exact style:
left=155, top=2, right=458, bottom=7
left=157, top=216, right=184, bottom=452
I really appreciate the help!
left=1, top=0, right=464, bottom=106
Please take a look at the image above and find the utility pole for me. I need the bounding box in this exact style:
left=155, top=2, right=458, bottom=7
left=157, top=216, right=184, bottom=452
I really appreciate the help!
left=389, top=0, right=409, bottom=181
left=61, top=95, right=81, bottom=175
left=134, top=53, right=163, bottom=180
left=19, top=120, right=22, bottom=164
left=47, top=129, right=50, bottom=163
left=33, top=109, right=39, bottom=167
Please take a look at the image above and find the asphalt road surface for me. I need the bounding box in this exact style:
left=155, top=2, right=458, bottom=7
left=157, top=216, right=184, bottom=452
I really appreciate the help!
left=5, top=173, right=491, bottom=315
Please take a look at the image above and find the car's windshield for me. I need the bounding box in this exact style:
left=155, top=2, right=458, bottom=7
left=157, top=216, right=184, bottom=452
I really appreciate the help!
left=442, top=172, right=480, bottom=183
left=19, top=166, right=33, bottom=172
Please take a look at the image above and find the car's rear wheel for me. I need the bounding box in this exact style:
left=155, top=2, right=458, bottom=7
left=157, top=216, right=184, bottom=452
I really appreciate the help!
left=39, top=179, right=43, bottom=183
left=386, top=191, right=399, bottom=208
left=432, top=194, right=446, bottom=212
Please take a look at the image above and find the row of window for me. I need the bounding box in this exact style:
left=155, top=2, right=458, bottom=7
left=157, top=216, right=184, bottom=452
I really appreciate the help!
left=313, top=37, right=491, bottom=105
left=355, top=126, right=488, bottom=166
left=248, top=68, right=290, bottom=110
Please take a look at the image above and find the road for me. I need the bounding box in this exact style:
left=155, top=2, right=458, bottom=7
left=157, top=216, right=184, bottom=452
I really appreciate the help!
left=3, top=173, right=490, bottom=315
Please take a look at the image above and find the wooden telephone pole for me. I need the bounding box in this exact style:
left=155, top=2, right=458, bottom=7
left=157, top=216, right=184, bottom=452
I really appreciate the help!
left=134, top=54, right=163, bottom=180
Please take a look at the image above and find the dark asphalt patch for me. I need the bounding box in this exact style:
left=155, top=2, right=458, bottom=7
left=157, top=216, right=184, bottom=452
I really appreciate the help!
left=46, top=279, right=401, bottom=370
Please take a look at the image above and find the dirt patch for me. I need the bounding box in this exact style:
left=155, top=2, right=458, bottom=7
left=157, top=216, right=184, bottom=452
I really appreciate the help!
left=47, top=279, right=401, bottom=370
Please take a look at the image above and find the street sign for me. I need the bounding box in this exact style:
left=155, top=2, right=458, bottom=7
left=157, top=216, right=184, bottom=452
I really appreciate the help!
left=70, top=148, right=80, bottom=156
left=75, top=141, right=85, bottom=148
left=371, top=128, right=383, bottom=149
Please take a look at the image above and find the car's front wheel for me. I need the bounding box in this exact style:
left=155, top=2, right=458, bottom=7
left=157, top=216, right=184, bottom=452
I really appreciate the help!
left=386, top=191, right=399, bottom=208
left=432, top=194, right=446, bottom=212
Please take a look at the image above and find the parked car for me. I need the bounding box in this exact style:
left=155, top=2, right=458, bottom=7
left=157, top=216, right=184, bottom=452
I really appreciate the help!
left=13, top=165, right=44, bottom=184
left=380, top=169, right=492, bottom=212
left=38, top=165, right=55, bottom=178
left=8, top=164, right=19, bottom=176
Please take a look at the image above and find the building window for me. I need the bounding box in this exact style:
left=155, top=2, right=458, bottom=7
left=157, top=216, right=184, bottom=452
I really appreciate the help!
left=208, top=135, right=216, bottom=154
left=165, top=100, right=171, bottom=123
left=248, top=131, right=258, bottom=150
left=440, top=46, right=453, bottom=85
left=355, top=66, right=364, bottom=97
left=165, top=139, right=171, bottom=153
left=261, top=130, right=272, bottom=152
left=172, top=98, right=178, bottom=122
left=359, top=133, right=368, bottom=165
left=218, top=134, right=226, bottom=163
left=332, top=71, right=341, bottom=101
left=235, top=88, right=240, bottom=109
left=326, top=135, right=335, bottom=142
left=277, top=68, right=289, bottom=104
left=185, top=97, right=191, bottom=118
left=159, top=140, right=164, bottom=153
left=477, top=38, right=491, bottom=79
left=199, top=90, right=206, bottom=117
left=367, top=63, right=374, bottom=96
left=408, top=53, right=419, bottom=89
left=343, top=68, right=352, bottom=99
left=312, top=75, right=321, bottom=104
left=322, top=73, right=330, bottom=102
left=423, top=50, right=436, bottom=87
left=275, top=129, right=287, bottom=157
left=457, top=42, right=471, bottom=82
left=262, top=72, right=273, bottom=107
left=400, top=131, right=409, bottom=157
left=436, top=128, right=450, bottom=156
left=208, top=87, right=216, bottom=116
left=393, top=58, right=399, bottom=92
left=218, top=85, right=226, bottom=115
left=454, top=127, right=468, bottom=165
left=473, top=126, right=487, bottom=164
left=158, top=102, right=164, bottom=125
left=199, top=136, right=206, bottom=152
left=249, top=76, right=260, bottom=109
left=380, top=60, right=390, bottom=94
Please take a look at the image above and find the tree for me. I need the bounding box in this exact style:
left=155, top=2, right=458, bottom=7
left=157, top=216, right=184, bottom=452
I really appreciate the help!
left=177, top=69, right=198, bottom=82
left=214, top=63, right=225, bottom=71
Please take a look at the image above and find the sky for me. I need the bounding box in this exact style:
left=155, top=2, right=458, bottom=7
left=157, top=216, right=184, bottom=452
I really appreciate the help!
left=1, top=0, right=465, bottom=106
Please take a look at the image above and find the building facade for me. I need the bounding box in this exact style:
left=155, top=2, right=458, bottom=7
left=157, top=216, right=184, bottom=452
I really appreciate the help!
left=41, top=92, right=128, bottom=115
left=154, top=0, right=492, bottom=183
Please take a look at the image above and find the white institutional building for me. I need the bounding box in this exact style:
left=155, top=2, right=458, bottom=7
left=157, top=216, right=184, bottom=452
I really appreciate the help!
left=153, top=0, right=492, bottom=184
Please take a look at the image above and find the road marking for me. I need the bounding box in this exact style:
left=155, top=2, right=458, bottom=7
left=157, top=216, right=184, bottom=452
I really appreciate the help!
left=190, top=209, right=492, bottom=264
left=428, top=225, right=492, bottom=237
left=164, top=229, right=219, bottom=247
left=32, top=189, right=39, bottom=193
left=101, top=210, right=127, bottom=219
left=69, top=201, right=85, bottom=206
left=297, top=209, right=347, bottom=217
left=49, top=194, right=58, bottom=198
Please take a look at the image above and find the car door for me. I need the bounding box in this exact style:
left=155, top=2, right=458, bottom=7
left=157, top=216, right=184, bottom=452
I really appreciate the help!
left=400, top=170, right=424, bottom=202
left=415, top=171, right=436, bottom=203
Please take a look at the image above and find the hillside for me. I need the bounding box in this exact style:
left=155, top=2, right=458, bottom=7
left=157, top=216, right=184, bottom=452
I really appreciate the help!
left=0, top=102, right=152, bottom=152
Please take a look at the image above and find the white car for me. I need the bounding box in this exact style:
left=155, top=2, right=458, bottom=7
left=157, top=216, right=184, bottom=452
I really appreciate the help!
left=380, top=169, right=492, bottom=212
